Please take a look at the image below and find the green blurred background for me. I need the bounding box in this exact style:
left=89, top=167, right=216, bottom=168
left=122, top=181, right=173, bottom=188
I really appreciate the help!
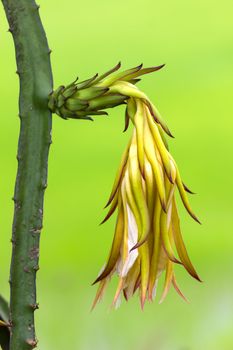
left=0, top=0, right=233, bottom=349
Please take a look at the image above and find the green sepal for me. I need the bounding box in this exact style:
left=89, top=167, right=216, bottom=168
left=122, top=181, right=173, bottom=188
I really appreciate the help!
left=124, top=64, right=165, bottom=81
left=101, top=64, right=143, bottom=86
left=57, top=94, right=66, bottom=108
left=65, top=98, right=89, bottom=111
left=76, top=73, right=98, bottom=89
left=62, top=85, right=77, bottom=99
left=48, top=86, right=64, bottom=111
left=75, top=110, right=108, bottom=117
left=93, top=62, right=121, bottom=85
left=87, top=94, right=127, bottom=110
left=73, top=86, right=109, bottom=100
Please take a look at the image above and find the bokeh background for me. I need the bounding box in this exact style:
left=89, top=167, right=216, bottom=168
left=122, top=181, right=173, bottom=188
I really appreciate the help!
left=0, top=0, right=233, bottom=349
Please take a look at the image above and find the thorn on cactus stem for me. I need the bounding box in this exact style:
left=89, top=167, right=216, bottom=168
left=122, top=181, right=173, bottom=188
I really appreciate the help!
left=29, top=303, right=39, bottom=311
left=11, top=240, right=16, bottom=248
left=8, top=27, right=13, bottom=33
left=48, top=49, right=52, bottom=55
left=33, top=265, right=40, bottom=272
left=26, top=338, right=37, bottom=348
left=28, top=323, right=34, bottom=331
left=30, top=227, right=42, bottom=235
left=42, top=182, right=48, bottom=190
left=15, top=201, right=21, bottom=210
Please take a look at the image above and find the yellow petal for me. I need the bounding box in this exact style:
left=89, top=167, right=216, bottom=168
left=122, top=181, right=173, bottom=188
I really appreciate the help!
left=144, top=156, right=155, bottom=214
left=134, top=99, right=145, bottom=174
left=123, top=258, right=140, bottom=300
left=125, top=168, right=142, bottom=237
left=148, top=195, right=162, bottom=300
left=110, top=81, right=148, bottom=100
left=143, top=115, right=166, bottom=211
left=112, top=277, right=124, bottom=308
left=146, top=107, right=175, bottom=183
left=91, top=278, right=109, bottom=310
left=172, top=274, right=189, bottom=303
left=160, top=201, right=181, bottom=264
left=139, top=242, right=150, bottom=309
left=93, top=200, right=124, bottom=284
left=128, top=131, right=150, bottom=248
left=144, top=99, right=174, bottom=138
left=172, top=199, right=201, bottom=281
left=100, top=190, right=118, bottom=224
left=172, top=157, right=201, bottom=224
left=105, top=140, right=130, bottom=207
left=159, top=260, right=173, bottom=303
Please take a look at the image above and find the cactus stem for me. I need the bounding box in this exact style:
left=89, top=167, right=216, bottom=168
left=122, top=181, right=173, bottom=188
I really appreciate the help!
left=1, top=0, right=53, bottom=349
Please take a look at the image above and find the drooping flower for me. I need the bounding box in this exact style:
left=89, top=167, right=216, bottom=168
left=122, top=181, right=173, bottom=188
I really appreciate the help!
left=48, top=64, right=201, bottom=309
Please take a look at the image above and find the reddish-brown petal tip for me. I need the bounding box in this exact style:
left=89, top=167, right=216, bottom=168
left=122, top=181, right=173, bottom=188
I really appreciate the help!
left=166, top=128, right=175, bottom=138
left=157, top=63, right=166, bottom=69
left=192, top=213, right=202, bottom=225
left=92, top=275, right=104, bottom=285
left=161, top=200, right=167, bottom=213
left=162, top=243, right=182, bottom=265
left=192, top=273, right=203, bottom=283
left=140, top=297, right=146, bottom=310
left=168, top=172, right=175, bottom=184
left=130, top=235, right=149, bottom=251
left=123, top=289, right=128, bottom=301
left=183, top=182, right=196, bottom=194
left=172, top=276, right=189, bottom=303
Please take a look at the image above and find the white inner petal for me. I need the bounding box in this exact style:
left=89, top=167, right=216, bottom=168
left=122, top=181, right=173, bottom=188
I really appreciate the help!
left=152, top=279, right=159, bottom=300
left=118, top=204, right=138, bottom=277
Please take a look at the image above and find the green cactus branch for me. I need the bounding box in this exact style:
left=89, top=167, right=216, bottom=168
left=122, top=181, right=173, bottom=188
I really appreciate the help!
left=1, top=0, right=53, bottom=349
